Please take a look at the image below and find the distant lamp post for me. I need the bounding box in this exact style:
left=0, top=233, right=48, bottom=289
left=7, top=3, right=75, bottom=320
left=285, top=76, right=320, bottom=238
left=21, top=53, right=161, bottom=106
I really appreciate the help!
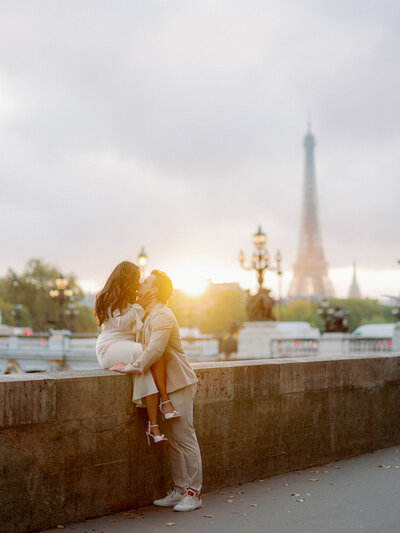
left=11, top=273, right=22, bottom=328
left=65, top=303, right=79, bottom=332
left=239, top=226, right=269, bottom=290
left=317, top=300, right=349, bottom=333
left=137, top=246, right=148, bottom=277
left=50, top=276, right=74, bottom=329
left=239, top=226, right=283, bottom=321
left=275, top=249, right=283, bottom=321
left=239, top=226, right=283, bottom=296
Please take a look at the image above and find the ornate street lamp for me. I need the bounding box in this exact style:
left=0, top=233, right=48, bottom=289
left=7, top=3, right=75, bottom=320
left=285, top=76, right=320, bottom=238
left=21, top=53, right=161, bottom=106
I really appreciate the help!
left=239, top=226, right=283, bottom=292
left=50, top=276, right=73, bottom=329
left=317, top=300, right=349, bottom=333
left=239, top=226, right=283, bottom=322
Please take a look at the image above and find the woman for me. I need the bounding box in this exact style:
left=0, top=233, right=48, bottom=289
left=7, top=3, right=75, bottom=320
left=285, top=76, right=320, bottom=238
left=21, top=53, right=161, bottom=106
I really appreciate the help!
left=95, top=260, right=180, bottom=444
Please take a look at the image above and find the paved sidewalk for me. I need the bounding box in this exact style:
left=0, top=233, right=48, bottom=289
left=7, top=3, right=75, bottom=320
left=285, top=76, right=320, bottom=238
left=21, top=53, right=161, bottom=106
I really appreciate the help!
left=44, top=446, right=400, bottom=533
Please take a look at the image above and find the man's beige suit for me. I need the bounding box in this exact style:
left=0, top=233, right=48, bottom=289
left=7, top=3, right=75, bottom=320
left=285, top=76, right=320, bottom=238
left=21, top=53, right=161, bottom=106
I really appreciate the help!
left=126, top=302, right=203, bottom=494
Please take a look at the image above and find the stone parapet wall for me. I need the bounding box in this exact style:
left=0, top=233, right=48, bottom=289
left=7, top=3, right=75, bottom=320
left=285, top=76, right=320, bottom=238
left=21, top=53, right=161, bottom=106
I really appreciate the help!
left=1, top=354, right=400, bottom=532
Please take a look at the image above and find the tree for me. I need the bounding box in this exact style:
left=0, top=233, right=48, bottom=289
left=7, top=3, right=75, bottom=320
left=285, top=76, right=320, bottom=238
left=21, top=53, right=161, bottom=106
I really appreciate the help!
left=169, top=286, right=248, bottom=335
left=0, top=259, right=96, bottom=332
left=198, top=288, right=247, bottom=334
left=278, top=297, right=396, bottom=332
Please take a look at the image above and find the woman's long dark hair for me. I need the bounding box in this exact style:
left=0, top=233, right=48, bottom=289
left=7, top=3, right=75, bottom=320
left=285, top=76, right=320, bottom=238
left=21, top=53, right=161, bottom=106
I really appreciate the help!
left=95, top=261, right=141, bottom=326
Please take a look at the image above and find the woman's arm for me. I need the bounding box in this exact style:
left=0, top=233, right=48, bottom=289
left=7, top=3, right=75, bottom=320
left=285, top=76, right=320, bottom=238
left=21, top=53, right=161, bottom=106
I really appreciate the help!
left=108, top=304, right=145, bottom=332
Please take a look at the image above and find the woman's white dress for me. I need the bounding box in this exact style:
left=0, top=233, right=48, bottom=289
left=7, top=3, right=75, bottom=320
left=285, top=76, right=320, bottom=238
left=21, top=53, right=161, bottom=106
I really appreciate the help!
left=96, top=303, right=157, bottom=406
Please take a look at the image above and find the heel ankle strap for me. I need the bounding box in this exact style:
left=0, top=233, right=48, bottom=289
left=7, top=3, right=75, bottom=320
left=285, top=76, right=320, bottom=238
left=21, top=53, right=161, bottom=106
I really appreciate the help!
left=160, top=400, right=173, bottom=406
left=148, top=422, right=159, bottom=428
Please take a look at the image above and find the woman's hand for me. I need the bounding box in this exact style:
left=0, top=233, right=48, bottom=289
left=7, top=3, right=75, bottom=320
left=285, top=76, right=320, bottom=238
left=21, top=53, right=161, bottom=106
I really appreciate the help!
left=109, top=362, right=142, bottom=375
left=109, top=363, right=128, bottom=372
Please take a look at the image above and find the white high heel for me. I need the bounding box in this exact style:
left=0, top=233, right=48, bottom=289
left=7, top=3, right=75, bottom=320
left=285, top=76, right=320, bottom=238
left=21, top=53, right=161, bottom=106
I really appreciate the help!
left=145, top=422, right=168, bottom=446
left=159, top=400, right=181, bottom=421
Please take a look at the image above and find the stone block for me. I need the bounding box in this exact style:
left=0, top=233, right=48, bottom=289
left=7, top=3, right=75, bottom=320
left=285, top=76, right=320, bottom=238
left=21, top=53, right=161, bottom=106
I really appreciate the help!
left=1, top=356, right=400, bottom=533
left=0, top=375, right=57, bottom=428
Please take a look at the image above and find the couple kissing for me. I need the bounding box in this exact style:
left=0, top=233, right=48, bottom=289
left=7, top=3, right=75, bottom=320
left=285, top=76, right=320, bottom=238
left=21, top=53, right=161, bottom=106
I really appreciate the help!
left=95, top=261, right=203, bottom=512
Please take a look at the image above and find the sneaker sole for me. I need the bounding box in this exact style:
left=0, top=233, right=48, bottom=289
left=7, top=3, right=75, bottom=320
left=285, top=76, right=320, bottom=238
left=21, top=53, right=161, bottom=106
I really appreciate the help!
left=173, top=501, right=202, bottom=512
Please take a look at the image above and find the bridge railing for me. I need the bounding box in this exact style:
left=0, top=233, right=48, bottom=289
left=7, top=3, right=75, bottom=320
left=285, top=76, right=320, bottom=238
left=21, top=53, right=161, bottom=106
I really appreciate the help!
left=269, top=337, right=319, bottom=358
left=347, top=337, right=392, bottom=353
left=270, top=335, right=394, bottom=358
left=0, top=331, right=220, bottom=373
left=0, top=330, right=397, bottom=373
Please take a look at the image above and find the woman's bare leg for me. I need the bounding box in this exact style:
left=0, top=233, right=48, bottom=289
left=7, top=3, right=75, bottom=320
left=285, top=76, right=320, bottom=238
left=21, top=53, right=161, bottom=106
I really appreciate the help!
left=150, top=355, right=175, bottom=415
left=144, top=393, right=162, bottom=436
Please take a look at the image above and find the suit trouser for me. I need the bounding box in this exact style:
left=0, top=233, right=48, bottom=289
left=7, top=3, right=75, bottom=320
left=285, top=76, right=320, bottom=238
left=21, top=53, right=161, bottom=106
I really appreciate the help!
left=160, top=384, right=202, bottom=494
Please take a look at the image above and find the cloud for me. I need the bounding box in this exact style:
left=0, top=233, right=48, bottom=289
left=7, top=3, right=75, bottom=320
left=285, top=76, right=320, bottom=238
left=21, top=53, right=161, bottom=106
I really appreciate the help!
left=0, top=0, right=399, bottom=295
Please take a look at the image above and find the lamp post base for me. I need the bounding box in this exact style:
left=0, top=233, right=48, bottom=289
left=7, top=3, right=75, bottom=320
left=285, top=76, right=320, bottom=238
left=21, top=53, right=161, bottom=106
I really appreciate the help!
left=237, top=321, right=279, bottom=359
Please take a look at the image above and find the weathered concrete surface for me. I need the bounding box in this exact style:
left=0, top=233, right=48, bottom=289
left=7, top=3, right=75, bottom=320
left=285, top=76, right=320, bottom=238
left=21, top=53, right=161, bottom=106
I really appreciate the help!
left=1, top=354, right=400, bottom=533
left=42, top=445, right=400, bottom=533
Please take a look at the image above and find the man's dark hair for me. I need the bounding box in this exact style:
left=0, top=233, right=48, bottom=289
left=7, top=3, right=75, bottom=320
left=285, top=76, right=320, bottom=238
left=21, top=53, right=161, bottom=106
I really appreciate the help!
left=151, top=270, right=173, bottom=304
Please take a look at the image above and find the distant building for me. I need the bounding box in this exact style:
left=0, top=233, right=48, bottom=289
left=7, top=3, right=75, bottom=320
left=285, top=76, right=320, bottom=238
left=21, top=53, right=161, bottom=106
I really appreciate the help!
left=206, top=282, right=244, bottom=295
left=348, top=262, right=362, bottom=299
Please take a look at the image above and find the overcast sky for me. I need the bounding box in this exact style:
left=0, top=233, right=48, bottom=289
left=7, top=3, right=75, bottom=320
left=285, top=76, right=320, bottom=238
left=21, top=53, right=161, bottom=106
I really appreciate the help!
left=1, top=0, right=399, bottom=298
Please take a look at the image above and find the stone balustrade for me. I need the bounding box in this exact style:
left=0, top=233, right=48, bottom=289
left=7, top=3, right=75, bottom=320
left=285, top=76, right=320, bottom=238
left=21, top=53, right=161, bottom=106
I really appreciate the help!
left=1, top=354, right=400, bottom=533
left=1, top=326, right=400, bottom=373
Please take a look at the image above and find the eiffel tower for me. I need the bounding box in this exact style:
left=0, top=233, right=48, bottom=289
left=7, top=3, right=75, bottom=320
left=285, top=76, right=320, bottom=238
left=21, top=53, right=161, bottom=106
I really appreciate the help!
left=288, top=125, right=334, bottom=299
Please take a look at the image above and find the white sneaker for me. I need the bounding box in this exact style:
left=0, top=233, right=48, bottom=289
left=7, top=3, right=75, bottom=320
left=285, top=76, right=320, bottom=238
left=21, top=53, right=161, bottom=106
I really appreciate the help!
left=153, top=489, right=185, bottom=507
left=173, top=489, right=202, bottom=512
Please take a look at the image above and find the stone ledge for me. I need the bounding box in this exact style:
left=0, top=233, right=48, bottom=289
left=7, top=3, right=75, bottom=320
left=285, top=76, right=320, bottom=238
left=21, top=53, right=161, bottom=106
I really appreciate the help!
left=1, top=355, right=400, bottom=533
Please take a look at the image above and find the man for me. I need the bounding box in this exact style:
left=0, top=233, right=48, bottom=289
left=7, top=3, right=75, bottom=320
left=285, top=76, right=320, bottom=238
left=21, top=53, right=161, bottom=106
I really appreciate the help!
left=124, top=270, right=203, bottom=512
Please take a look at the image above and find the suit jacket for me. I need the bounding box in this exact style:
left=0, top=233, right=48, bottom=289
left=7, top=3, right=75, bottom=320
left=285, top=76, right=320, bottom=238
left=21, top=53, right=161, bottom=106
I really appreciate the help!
left=125, top=301, right=198, bottom=394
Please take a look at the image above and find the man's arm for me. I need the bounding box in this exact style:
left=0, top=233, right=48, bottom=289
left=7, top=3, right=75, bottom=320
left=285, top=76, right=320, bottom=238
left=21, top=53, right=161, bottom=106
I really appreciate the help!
left=125, top=312, right=172, bottom=373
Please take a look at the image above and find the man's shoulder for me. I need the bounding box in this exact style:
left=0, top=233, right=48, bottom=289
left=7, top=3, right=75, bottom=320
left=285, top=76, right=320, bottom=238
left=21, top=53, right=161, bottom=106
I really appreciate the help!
left=149, top=304, right=177, bottom=326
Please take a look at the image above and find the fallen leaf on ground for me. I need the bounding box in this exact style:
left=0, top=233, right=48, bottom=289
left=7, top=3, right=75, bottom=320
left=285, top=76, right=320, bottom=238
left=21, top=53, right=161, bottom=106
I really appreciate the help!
left=257, top=479, right=265, bottom=482
left=296, top=499, right=304, bottom=503
left=334, top=466, right=341, bottom=469
left=166, top=522, right=176, bottom=526
left=282, top=483, right=289, bottom=486
left=204, top=514, right=214, bottom=518
left=226, top=499, right=234, bottom=503
left=308, top=479, right=319, bottom=482
left=394, top=466, right=399, bottom=469
left=237, top=491, right=245, bottom=494
left=273, top=498, right=279, bottom=501
left=250, top=504, right=258, bottom=507
left=306, top=493, right=311, bottom=496
left=291, top=493, right=300, bottom=497
left=135, top=516, right=144, bottom=519
left=228, top=495, right=236, bottom=498
left=265, top=488, right=272, bottom=491
left=218, top=491, right=225, bottom=495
